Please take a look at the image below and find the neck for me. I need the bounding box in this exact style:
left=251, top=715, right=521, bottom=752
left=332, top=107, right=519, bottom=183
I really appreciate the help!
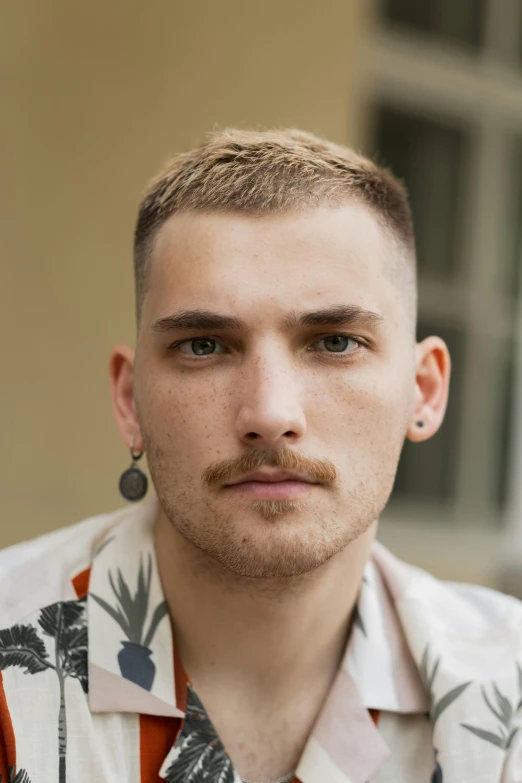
left=154, top=508, right=376, bottom=698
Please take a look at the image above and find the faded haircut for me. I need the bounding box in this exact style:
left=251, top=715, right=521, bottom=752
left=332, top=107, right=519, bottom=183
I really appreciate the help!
left=134, top=128, right=416, bottom=323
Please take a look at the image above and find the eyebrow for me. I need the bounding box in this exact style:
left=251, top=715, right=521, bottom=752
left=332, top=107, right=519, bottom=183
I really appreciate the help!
left=151, top=305, right=383, bottom=334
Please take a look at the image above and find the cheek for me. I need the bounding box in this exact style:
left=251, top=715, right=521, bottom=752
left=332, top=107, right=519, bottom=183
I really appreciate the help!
left=310, top=373, right=411, bottom=456
left=137, top=369, right=228, bottom=457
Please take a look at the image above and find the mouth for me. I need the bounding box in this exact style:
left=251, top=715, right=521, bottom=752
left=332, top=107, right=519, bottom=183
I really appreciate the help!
left=224, top=470, right=320, bottom=500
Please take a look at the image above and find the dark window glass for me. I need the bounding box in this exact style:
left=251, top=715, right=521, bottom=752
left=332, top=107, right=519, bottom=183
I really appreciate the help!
left=391, top=321, right=464, bottom=504
left=382, top=0, right=486, bottom=51
left=504, top=137, right=522, bottom=299
left=519, top=12, right=522, bottom=65
left=494, top=136, right=522, bottom=511
left=495, top=136, right=522, bottom=511
left=496, top=342, right=516, bottom=512
left=373, top=105, right=470, bottom=282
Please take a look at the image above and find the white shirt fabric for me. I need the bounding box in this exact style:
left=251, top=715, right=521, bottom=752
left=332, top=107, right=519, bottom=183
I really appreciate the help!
left=0, top=496, right=521, bottom=783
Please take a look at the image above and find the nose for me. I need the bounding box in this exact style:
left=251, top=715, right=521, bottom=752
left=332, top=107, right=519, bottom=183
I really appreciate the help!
left=234, top=351, right=307, bottom=449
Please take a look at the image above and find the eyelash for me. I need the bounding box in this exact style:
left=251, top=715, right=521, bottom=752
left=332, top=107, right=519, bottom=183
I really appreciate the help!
left=167, top=334, right=369, bottom=359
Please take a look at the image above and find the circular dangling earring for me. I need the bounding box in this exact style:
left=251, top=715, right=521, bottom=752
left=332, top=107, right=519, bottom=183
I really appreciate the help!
left=119, top=446, right=148, bottom=502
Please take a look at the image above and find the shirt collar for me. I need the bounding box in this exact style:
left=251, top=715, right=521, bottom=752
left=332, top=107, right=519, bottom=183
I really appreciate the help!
left=87, top=495, right=184, bottom=718
left=294, top=542, right=429, bottom=783
left=86, top=499, right=429, bottom=782
left=345, top=543, right=429, bottom=714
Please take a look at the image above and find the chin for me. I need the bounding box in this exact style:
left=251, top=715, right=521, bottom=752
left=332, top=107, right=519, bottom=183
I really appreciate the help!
left=246, top=498, right=308, bottom=522
left=159, top=489, right=374, bottom=579
left=210, top=518, right=354, bottom=579
left=213, top=544, right=336, bottom=580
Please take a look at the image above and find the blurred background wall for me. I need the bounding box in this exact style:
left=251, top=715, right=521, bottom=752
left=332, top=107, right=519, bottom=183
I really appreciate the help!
left=2, top=0, right=522, bottom=591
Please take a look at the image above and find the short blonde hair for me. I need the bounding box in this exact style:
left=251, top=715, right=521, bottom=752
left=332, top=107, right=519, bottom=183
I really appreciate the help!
left=134, top=128, right=415, bottom=320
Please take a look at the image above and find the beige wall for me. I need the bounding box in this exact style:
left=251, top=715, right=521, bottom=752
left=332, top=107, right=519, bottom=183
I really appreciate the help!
left=1, top=0, right=372, bottom=547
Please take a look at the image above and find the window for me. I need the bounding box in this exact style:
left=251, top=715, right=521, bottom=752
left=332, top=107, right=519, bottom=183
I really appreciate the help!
left=382, top=0, right=486, bottom=51
left=363, top=0, right=522, bottom=583
left=374, top=107, right=469, bottom=282
left=392, top=321, right=464, bottom=505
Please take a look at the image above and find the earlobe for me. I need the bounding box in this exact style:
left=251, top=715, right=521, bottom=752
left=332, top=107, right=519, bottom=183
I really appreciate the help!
left=406, top=336, right=451, bottom=443
left=408, top=417, right=429, bottom=442
left=109, top=344, right=143, bottom=450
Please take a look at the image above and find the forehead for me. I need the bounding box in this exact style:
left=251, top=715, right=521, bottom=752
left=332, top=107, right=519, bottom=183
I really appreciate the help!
left=144, top=204, right=403, bottom=326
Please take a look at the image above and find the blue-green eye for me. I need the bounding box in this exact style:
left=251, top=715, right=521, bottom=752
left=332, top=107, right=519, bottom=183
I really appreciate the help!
left=178, top=338, right=224, bottom=356
left=314, top=335, right=359, bottom=353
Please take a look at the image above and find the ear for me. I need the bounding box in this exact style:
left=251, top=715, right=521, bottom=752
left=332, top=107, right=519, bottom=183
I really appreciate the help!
left=406, top=336, right=451, bottom=443
left=109, top=344, right=143, bottom=452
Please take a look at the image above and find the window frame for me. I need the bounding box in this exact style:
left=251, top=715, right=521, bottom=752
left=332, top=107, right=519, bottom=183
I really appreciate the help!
left=362, top=0, right=522, bottom=585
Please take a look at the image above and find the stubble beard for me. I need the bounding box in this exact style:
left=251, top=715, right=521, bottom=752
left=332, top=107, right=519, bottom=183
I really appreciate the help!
left=159, top=494, right=369, bottom=579
left=142, top=428, right=396, bottom=580
left=149, top=466, right=382, bottom=580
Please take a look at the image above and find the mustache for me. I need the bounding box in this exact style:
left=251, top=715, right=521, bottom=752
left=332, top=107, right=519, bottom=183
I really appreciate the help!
left=201, top=447, right=338, bottom=487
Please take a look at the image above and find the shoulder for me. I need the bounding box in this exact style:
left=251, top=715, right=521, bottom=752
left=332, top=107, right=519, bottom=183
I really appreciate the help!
left=0, top=505, right=132, bottom=627
left=444, top=579, right=522, bottom=626
left=373, top=539, right=522, bottom=629
left=372, top=540, right=522, bottom=676
left=417, top=568, right=522, bottom=640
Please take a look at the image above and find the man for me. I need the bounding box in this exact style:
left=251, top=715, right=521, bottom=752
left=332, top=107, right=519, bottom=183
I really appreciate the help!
left=0, top=129, right=521, bottom=783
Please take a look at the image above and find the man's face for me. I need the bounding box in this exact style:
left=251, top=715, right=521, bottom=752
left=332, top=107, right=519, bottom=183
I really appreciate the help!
left=133, top=204, right=417, bottom=578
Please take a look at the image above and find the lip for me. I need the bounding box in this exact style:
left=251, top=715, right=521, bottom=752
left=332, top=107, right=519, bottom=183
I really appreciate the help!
left=224, top=470, right=319, bottom=500
left=225, top=480, right=316, bottom=500
left=225, top=470, right=318, bottom=486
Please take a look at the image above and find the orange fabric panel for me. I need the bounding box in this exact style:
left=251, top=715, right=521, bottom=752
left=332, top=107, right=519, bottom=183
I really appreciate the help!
left=140, top=632, right=187, bottom=782
left=71, top=566, right=91, bottom=599
left=139, top=714, right=182, bottom=783
left=172, top=640, right=188, bottom=713
left=0, top=673, right=16, bottom=779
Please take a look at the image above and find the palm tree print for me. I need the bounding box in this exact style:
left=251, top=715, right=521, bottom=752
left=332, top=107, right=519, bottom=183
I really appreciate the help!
left=0, top=599, right=87, bottom=783
left=91, top=554, right=167, bottom=690
left=431, top=749, right=442, bottom=783
left=164, top=684, right=237, bottom=783
left=352, top=605, right=366, bottom=637
left=461, top=662, right=522, bottom=750
left=0, top=768, right=32, bottom=783
left=420, top=646, right=472, bottom=726
left=421, top=645, right=472, bottom=783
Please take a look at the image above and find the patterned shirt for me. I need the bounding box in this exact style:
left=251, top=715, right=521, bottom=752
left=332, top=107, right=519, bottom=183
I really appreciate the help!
left=0, top=496, right=521, bottom=783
